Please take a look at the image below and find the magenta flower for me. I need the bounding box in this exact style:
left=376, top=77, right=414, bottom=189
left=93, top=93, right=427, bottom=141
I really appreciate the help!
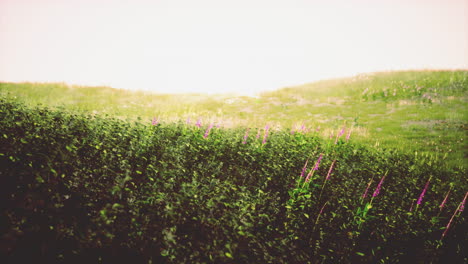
left=439, top=187, right=451, bottom=210
left=362, top=178, right=373, bottom=199
left=196, top=118, right=202, bottom=128
left=152, top=117, right=160, bottom=125
left=372, top=174, right=386, bottom=197
left=242, top=128, right=250, bottom=144
left=313, top=154, right=323, bottom=171
left=416, top=177, right=431, bottom=205
left=300, top=159, right=309, bottom=178
left=325, top=160, right=336, bottom=180
left=338, top=127, right=345, bottom=137
left=255, top=129, right=261, bottom=139
left=203, top=123, right=214, bottom=139
left=262, top=125, right=270, bottom=144
left=459, top=191, right=467, bottom=212
left=442, top=192, right=468, bottom=239
left=346, top=129, right=352, bottom=141
left=319, top=202, right=327, bottom=215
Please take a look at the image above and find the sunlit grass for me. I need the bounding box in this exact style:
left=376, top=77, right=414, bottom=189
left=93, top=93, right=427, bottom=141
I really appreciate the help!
left=1, top=70, right=466, bottom=168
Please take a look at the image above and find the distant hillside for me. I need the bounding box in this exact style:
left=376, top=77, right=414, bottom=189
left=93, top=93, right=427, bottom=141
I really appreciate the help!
left=1, top=70, right=467, bottom=168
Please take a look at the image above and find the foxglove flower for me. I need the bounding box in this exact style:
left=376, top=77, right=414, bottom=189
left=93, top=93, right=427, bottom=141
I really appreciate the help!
left=338, top=127, right=345, bottom=137
left=416, top=177, right=431, bottom=205
left=459, top=191, right=467, bottom=212
left=362, top=178, right=373, bottom=199
left=152, top=117, right=160, bottom=125
left=300, top=159, right=309, bottom=178
left=242, top=128, right=250, bottom=144
left=313, top=154, right=323, bottom=171
left=325, top=160, right=336, bottom=180
left=372, top=174, right=386, bottom=197
left=439, top=187, right=451, bottom=210
left=442, top=192, right=468, bottom=239
left=203, top=123, right=214, bottom=138
left=262, top=125, right=270, bottom=144
left=346, top=129, right=352, bottom=141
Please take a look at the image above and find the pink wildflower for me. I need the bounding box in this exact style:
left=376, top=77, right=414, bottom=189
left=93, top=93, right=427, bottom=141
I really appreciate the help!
left=300, top=159, right=309, bottom=178
left=319, top=202, right=327, bottom=215
left=362, top=178, right=373, bottom=199
left=442, top=192, right=468, bottom=239
left=459, top=191, right=467, bottom=212
left=346, top=129, right=352, bottom=141
left=196, top=118, right=202, bottom=128
left=313, top=154, right=323, bottom=171
left=325, top=160, right=336, bottom=180
left=262, top=125, right=270, bottom=144
left=439, top=187, right=451, bottom=210
left=152, top=117, right=160, bottom=125
left=372, top=174, right=386, bottom=197
left=255, top=129, right=261, bottom=139
left=203, top=123, right=214, bottom=139
left=416, top=177, right=431, bottom=205
left=338, top=127, right=345, bottom=138
left=242, top=128, right=250, bottom=144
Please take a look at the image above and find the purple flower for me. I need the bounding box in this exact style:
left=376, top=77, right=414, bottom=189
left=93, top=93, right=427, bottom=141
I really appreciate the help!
left=196, top=118, right=202, bottom=128
left=203, top=123, right=214, bottom=139
left=242, top=128, right=250, bottom=144
left=313, top=154, right=323, bottom=171
left=152, top=117, right=160, bottom=125
left=319, top=202, right=327, bottom=215
left=255, top=129, right=261, bottom=139
left=262, top=125, right=270, bottom=144
left=416, top=177, right=431, bottom=205
left=300, top=159, right=309, bottom=178
left=346, top=129, right=352, bottom=141
left=442, top=192, right=468, bottom=239
left=325, top=160, right=336, bottom=180
left=338, top=127, right=345, bottom=138
left=362, top=178, right=373, bottom=199
left=372, top=174, right=386, bottom=197
left=459, top=192, right=467, bottom=212
left=439, top=187, right=451, bottom=210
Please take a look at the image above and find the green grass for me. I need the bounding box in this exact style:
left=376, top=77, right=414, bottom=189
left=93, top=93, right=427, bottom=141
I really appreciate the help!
left=1, top=98, right=466, bottom=263
left=1, top=70, right=466, bottom=168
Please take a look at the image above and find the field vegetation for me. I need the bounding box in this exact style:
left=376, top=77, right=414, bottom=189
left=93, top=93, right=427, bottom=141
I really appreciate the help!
left=0, top=70, right=467, bottom=263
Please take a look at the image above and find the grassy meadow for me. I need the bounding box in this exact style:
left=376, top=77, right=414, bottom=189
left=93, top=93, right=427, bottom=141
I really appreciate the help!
left=0, top=70, right=467, bottom=263
left=1, top=70, right=466, bottom=169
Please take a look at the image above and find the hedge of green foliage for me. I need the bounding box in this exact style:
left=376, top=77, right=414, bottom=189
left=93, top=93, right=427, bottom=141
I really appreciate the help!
left=1, top=99, right=466, bottom=263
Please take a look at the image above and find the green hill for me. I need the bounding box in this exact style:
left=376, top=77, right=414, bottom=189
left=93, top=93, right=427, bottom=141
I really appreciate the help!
left=1, top=70, right=467, bottom=168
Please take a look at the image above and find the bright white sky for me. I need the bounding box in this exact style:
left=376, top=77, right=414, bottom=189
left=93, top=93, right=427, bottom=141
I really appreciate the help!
left=1, top=0, right=467, bottom=95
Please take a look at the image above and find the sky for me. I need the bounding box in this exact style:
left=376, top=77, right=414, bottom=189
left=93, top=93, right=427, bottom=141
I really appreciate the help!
left=1, top=0, right=467, bottom=95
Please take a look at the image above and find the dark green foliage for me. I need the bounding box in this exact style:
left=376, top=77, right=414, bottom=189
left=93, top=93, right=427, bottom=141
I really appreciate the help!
left=0, top=99, right=466, bottom=263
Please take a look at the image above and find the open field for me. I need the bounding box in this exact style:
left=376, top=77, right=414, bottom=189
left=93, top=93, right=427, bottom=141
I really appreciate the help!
left=0, top=70, right=467, bottom=263
left=1, top=70, right=467, bottom=168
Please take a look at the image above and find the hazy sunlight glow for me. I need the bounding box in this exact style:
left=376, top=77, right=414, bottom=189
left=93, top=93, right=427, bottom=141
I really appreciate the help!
left=1, top=0, right=467, bottom=95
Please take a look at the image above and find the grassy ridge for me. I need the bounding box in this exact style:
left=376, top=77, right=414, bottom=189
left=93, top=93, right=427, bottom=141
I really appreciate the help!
left=1, top=70, right=467, bottom=168
left=0, top=99, right=467, bottom=263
